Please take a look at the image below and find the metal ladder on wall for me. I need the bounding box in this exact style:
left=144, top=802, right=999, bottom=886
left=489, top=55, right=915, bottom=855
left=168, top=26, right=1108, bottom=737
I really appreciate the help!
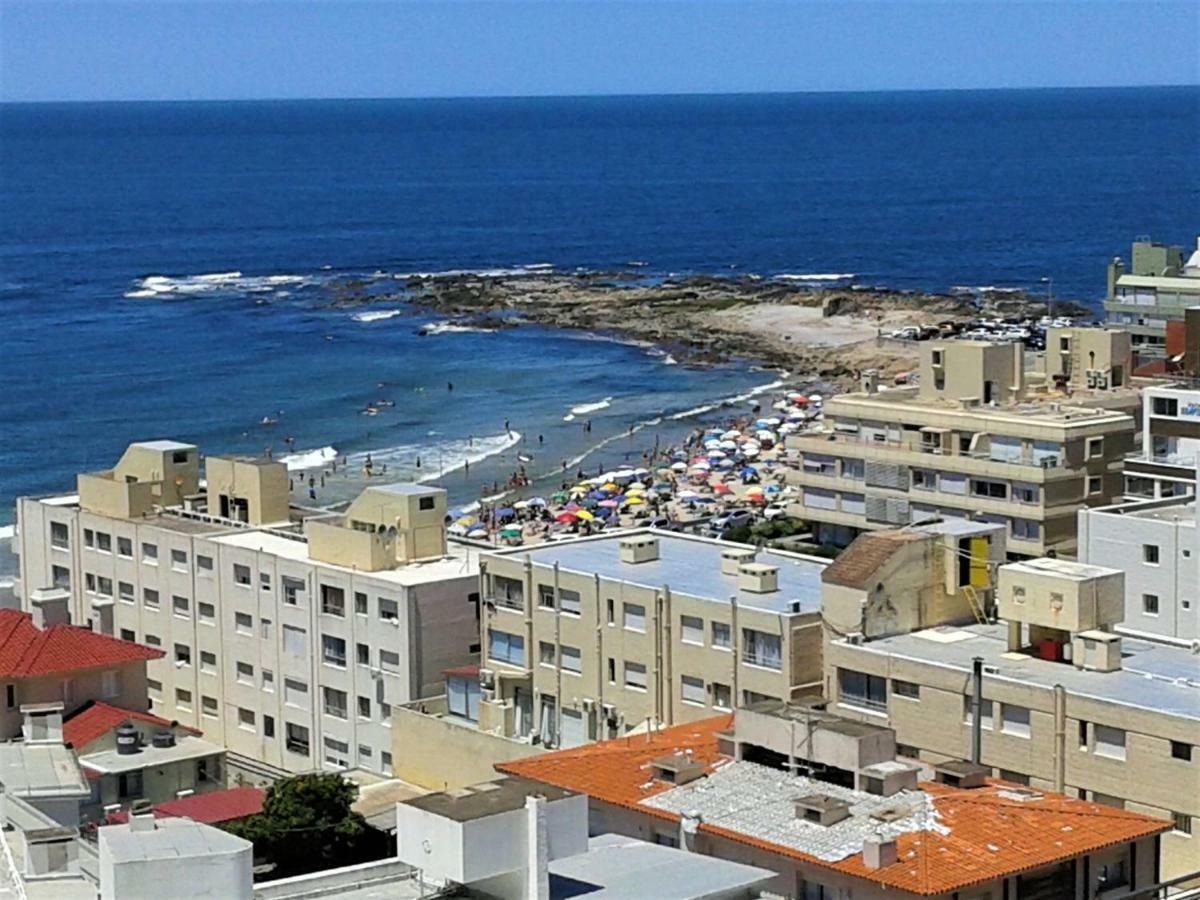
left=961, top=585, right=989, bottom=625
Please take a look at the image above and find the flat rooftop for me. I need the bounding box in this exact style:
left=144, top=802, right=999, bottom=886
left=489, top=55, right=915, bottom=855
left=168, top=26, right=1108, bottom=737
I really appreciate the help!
left=492, top=530, right=827, bottom=614
left=404, top=777, right=575, bottom=823
left=825, top=387, right=1136, bottom=426
left=79, top=735, right=224, bottom=775
left=1095, top=498, right=1197, bottom=526
left=547, top=833, right=774, bottom=900
left=100, top=815, right=250, bottom=862
left=1002, top=557, right=1121, bottom=581
left=0, top=742, right=89, bottom=795
left=841, top=623, right=1200, bottom=722
left=210, top=529, right=480, bottom=586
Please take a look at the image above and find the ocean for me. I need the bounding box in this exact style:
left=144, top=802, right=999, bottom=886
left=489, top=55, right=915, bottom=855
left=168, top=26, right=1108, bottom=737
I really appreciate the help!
left=1, top=87, right=1197, bottom=525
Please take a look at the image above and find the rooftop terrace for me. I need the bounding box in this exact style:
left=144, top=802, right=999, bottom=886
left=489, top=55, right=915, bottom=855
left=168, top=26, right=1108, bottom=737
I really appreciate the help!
left=494, top=530, right=827, bottom=614
left=843, top=623, right=1200, bottom=722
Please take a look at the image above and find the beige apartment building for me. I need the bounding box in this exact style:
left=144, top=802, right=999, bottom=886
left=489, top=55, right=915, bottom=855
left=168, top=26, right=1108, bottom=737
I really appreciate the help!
left=785, top=332, right=1139, bottom=557
left=822, top=531, right=1200, bottom=880
left=15, top=441, right=482, bottom=781
left=475, top=530, right=830, bottom=749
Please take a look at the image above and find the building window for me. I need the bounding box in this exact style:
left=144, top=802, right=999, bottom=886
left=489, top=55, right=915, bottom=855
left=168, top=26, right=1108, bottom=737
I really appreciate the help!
left=354, top=592, right=368, bottom=615
left=380, top=702, right=392, bottom=723
left=680, top=615, right=704, bottom=645
left=1152, top=396, right=1179, bottom=416
left=892, top=679, right=920, bottom=699
left=606, top=598, right=615, bottom=624
left=358, top=696, right=371, bottom=719
left=1001, top=704, right=1031, bottom=738
left=493, top=576, right=523, bottom=605
left=286, top=723, right=310, bottom=755
left=1143, top=594, right=1160, bottom=616
left=321, top=585, right=345, bottom=617
left=1012, top=483, right=1039, bottom=504
left=323, top=687, right=348, bottom=720
left=264, top=715, right=275, bottom=738
left=260, top=572, right=271, bottom=591
left=711, top=621, right=731, bottom=649
left=623, top=603, right=646, bottom=632
left=681, top=675, right=705, bottom=706
left=233, top=563, right=252, bottom=586
left=174, top=643, right=191, bottom=667
left=1171, top=741, right=1192, bottom=761
left=561, top=645, right=582, bottom=674
left=839, top=669, right=886, bottom=712
left=171, top=548, right=188, bottom=571
left=1094, top=725, right=1126, bottom=760
left=236, top=661, right=254, bottom=685
left=419, top=496, right=436, bottom=511
left=1012, top=518, right=1040, bottom=540
left=83, top=528, right=94, bottom=548
left=52, top=566, right=70, bottom=590
left=172, top=595, right=190, bottom=618
left=118, top=770, right=143, bottom=800
left=742, top=629, right=781, bottom=670
left=283, top=624, right=307, bottom=655
left=712, top=682, right=732, bottom=709
left=284, top=678, right=308, bottom=708
left=379, top=598, right=399, bottom=622
left=202, top=696, right=218, bottom=717
left=624, top=661, right=647, bottom=690
left=1097, top=859, right=1128, bottom=891
left=96, top=532, right=112, bottom=554
left=1174, top=813, right=1193, bottom=835
left=198, top=602, right=215, bottom=623
left=324, top=736, right=349, bottom=768
left=1086, top=437, right=1104, bottom=459
left=96, top=576, right=112, bottom=597
left=1087, top=475, right=1103, bottom=496
left=238, top=708, right=255, bottom=731
left=970, top=479, right=1007, bottom=499
left=381, top=750, right=393, bottom=774
left=912, top=469, right=937, bottom=491
left=50, top=522, right=69, bottom=549
left=200, top=651, right=216, bottom=674
left=234, top=611, right=253, bottom=635
left=118, top=582, right=134, bottom=603
left=102, top=670, right=120, bottom=699
left=488, top=630, right=525, bottom=666
left=144, top=633, right=161, bottom=647
left=119, top=628, right=135, bottom=642
left=322, top=634, right=347, bottom=668
left=539, top=641, right=556, bottom=667
left=175, top=688, right=192, bottom=711
left=282, top=576, right=305, bottom=606
left=262, top=668, right=274, bottom=691
left=1143, top=544, right=1160, bottom=565
left=197, top=554, right=213, bottom=573
left=84, top=573, right=96, bottom=594
left=141, top=542, right=157, bottom=564
left=379, top=650, right=400, bottom=673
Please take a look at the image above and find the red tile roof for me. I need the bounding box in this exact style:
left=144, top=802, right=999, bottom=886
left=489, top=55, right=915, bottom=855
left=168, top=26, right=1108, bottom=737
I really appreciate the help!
left=106, top=786, right=265, bottom=826
left=63, top=701, right=199, bottom=751
left=443, top=663, right=481, bottom=677
left=498, top=715, right=1170, bottom=896
left=0, top=609, right=163, bottom=678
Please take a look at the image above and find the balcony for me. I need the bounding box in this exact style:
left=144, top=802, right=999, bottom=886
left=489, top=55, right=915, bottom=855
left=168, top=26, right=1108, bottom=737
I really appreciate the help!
left=788, top=431, right=1069, bottom=476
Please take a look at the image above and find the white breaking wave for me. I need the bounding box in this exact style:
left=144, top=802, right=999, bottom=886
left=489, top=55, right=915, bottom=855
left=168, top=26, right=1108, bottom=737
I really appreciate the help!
left=563, top=397, right=613, bottom=421
left=352, top=309, right=403, bottom=323
left=124, top=271, right=315, bottom=299
left=421, top=321, right=497, bottom=335
left=668, top=379, right=786, bottom=420
left=340, top=431, right=523, bottom=484
left=396, top=264, right=555, bottom=280
left=773, top=273, right=855, bottom=282
left=279, top=446, right=339, bottom=470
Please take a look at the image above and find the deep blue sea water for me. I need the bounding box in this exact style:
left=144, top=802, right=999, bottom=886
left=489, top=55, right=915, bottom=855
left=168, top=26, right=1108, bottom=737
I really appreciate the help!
left=1, top=87, right=1197, bottom=522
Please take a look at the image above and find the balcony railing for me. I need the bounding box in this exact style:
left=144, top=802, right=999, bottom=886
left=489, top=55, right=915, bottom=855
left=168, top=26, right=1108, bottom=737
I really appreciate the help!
left=1125, top=450, right=1196, bottom=468
left=790, top=432, right=1063, bottom=469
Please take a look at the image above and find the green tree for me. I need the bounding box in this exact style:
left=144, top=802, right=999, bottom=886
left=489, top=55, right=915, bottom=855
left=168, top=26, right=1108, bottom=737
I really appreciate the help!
left=225, top=773, right=387, bottom=879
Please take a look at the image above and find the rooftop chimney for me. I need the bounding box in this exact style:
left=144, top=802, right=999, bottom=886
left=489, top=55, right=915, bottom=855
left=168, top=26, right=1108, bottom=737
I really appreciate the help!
left=720, top=547, right=757, bottom=576
left=737, top=563, right=779, bottom=594
left=651, top=753, right=706, bottom=786
left=863, top=832, right=898, bottom=869
left=29, top=587, right=70, bottom=629
left=794, top=794, right=851, bottom=827
left=129, top=799, right=157, bottom=833
left=525, top=794, right=549, bottom=900
left=933, top=760, right=990, bottom=789
left=619, top=535, right=659, bottom=564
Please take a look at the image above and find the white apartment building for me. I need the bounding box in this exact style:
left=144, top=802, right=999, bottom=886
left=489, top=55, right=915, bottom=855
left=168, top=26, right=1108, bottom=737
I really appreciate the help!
left=1123, top=382, right=1200, bottom=501
left=14, top=441, right=482, bottom=780
left=1078, top=493, right=1200, bottom=642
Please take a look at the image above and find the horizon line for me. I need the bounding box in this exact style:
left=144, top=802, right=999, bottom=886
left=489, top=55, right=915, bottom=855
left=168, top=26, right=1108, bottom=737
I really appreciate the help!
left=2, top=81, right=1197, bottom=106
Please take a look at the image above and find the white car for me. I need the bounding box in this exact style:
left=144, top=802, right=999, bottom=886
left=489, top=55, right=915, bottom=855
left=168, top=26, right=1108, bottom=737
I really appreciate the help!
left=762, top=501, right=790, bottom=521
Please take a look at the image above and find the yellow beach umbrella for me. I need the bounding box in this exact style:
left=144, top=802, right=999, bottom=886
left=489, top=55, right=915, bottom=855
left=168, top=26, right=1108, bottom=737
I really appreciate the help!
left=455, top=515, right=478, bottom=526
left=624, top=496, right=646, bottom=505
left=575, top=509, right=595, bottom=521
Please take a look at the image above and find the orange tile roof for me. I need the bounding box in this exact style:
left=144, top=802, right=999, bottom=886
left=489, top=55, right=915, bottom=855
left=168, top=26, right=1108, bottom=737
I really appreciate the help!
left=498, top=715, right=732, bottom=818
left=498, top=715, right=1169, bottom=896
left=63, top=700, right=200, bottom=751
left=0, top=609, right=163, bottom=678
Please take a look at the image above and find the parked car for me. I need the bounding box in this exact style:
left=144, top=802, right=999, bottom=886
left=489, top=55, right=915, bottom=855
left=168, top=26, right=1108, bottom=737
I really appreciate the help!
left=762, top=501, right=791, bottom=521
left=708, top=510, right=755, bottom=535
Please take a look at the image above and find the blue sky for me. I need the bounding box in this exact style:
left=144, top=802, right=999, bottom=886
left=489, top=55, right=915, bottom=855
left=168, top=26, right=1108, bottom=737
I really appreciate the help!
left=1, top=1, right=1197, bottom=102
